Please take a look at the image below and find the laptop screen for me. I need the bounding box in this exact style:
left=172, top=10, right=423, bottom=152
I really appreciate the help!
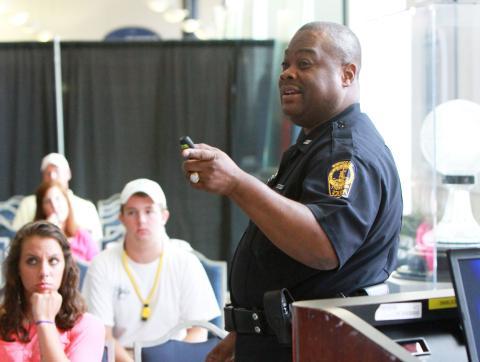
left=448, top=248, right=480, bottom=362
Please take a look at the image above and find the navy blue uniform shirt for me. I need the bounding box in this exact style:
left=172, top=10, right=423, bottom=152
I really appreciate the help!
left=230, top=103, right=403, bottom=308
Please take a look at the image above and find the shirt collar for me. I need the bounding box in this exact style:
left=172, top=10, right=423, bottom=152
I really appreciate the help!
left=295, top=103, right=360, bottom=152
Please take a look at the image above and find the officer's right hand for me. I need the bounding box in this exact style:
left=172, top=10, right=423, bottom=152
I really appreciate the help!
left=182, top=144, right=243, bottom=197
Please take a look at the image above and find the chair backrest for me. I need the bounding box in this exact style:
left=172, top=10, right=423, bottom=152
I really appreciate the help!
left=97, top=193, right=121, bottom=219
left=191, top=250, right=227, bottom=328
left=101, top=213, right=125, bottom=236
left=101, top=227, right=124, bottom=250
left=0, top=195, right=23, bottom=226
left=0, top=222, right=16, bottom=239
left=102, top=339, right=115, bottom=362
left=0, top=237, right=8, bottom=258
left=100, top=199, right=125, bottom=239
left=0, top=195, right=20, bottom=242
left=139, top=337, right=220, bottom=362
left=0, top=216, right=15, bottom=265
left=75, top=259, right=90, bottom=290
left=98, top=194, right=125, bottom=249
left=0, top=237, right=8, bottom=289
left=134, top=320, right=227, bottom=362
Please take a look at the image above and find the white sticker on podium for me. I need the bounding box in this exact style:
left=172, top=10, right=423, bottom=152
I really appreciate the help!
left=374, top=302, right=422, bottom=321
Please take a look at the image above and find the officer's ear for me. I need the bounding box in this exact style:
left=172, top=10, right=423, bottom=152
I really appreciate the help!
left=341, top=63, right=357, bottom=87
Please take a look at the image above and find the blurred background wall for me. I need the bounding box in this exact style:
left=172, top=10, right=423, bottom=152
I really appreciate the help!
left=0, top=0, right=344, bottom=260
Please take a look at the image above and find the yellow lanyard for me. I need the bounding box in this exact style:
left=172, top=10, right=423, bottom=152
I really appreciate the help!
left=121, top=250, right=164, bottom=321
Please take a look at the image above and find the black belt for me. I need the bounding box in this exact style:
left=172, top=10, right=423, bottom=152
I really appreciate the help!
left=224, top=305, right=275, bottom=335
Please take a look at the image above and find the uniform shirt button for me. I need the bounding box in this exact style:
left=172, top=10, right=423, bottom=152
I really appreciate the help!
left=337, top=121, right=345, bottom=128
left=252, top=313, right=259, bottom=320
left=254, top=326, right=262, bottom=334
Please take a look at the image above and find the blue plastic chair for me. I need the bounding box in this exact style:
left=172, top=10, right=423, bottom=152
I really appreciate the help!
left=0, top=237, right=9, bottom=291
left=0, top=236, right=7, bottom=266
left=97, top=193, right=121, bottom=219
left=102, top=340, right=115, bottom=362
left=191, top=250, right=227, bottom=328
left=134, top=320, right=227, bottom=362
left=101, top=226, right=124, bottom=250
left=75, top=259, right=90, bottom=290
left=0, top=195, right=23, bottom=225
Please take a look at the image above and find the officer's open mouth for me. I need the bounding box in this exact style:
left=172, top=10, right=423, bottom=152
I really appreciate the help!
left=281, top=87, right=301, bottom=96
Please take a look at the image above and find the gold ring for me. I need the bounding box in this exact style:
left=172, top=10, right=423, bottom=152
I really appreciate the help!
left=190, top=172, right=200, bottom=184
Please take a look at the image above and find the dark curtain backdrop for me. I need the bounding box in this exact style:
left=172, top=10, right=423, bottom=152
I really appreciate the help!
left=0, top=43, right=57, bottom=198
left=59, top=40, right=275, bottom=260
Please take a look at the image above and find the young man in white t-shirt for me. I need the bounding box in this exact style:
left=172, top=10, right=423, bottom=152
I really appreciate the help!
left=82, top=178, right=220, bottom=362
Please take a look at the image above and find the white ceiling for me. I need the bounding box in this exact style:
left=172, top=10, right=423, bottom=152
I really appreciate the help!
left=0, top=0, right=345, bottom=42
left=0, top=0, right=222, bottom=41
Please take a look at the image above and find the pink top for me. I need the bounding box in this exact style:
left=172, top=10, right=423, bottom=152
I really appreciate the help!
left=0, top=313, right=105, bottom=362
left=70, top=228, right=99, bottom=262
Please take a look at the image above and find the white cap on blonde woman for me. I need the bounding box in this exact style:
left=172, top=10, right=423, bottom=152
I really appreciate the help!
left=40, top=153, right=70, bottom=172
left=120, top=178, right=167, bottom=209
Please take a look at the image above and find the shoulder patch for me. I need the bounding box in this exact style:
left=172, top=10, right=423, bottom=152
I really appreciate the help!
left=328, top=161, right=355, bottom=198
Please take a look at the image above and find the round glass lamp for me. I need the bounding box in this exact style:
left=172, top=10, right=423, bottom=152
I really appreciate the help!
left=420, top=99, right=480, bottom=247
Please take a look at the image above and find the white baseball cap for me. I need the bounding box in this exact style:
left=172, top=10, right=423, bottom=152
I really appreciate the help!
left=120, top=178, right=167, bottom=209
left=40, top=153, right=70, bottom=172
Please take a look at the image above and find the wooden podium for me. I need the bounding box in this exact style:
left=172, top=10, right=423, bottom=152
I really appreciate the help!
left=292, top=289, right=466, bottom=362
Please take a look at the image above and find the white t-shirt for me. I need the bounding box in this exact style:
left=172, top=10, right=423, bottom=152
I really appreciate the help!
left=12, top=191, right=103, bottom=242
left=82, top=240, right=220, bottom=348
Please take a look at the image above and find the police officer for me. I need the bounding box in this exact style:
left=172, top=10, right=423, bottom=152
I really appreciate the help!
left=182, top=21, right=402, bottom=362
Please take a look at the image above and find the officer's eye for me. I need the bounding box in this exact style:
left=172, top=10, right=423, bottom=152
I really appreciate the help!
left=298, top=59, right=312, bottom=69
left=281, top=61, right=289, bottom=71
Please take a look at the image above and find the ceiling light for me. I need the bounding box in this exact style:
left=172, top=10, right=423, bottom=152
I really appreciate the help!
left=147, top=0, right=169, bottom=13
left=182, top=18, right=200, bottom=33
left=37, top=30, right=53, bottom=42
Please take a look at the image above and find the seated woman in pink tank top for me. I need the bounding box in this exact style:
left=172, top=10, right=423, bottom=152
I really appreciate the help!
left=0, top=221, right=105, bottom=361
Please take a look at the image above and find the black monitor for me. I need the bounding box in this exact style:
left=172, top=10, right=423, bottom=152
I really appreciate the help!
left=448, top=248, right=480, bottom=362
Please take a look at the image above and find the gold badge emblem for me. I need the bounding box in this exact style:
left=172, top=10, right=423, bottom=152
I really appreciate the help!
left=328, top=161, right=355, bottom=198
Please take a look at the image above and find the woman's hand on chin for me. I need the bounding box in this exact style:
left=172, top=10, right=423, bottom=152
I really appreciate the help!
left=31, top=291, right=63, bottom=323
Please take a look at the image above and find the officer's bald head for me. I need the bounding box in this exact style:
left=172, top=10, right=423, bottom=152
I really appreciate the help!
left=296, top=21, right=362, bottom=77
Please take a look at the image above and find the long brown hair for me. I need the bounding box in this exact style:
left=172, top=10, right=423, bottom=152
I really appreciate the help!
left=34, top=180, right=78, bottom=237
left=0, top=221, right=86, bottom=342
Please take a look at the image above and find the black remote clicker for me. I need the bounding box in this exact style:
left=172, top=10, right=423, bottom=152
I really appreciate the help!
left=179, top=136, right=195, bottom=150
